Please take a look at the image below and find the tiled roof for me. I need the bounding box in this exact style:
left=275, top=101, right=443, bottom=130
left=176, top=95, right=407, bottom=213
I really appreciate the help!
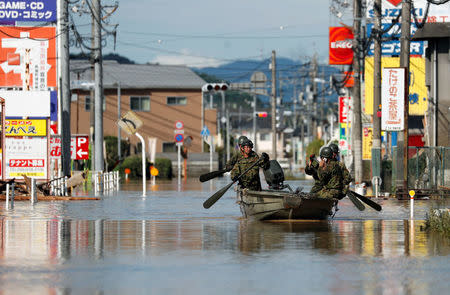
left=70, top=60, right=206, bottom=90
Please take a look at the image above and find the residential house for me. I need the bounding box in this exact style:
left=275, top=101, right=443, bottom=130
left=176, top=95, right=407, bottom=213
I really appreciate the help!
left=70, top=60, right=217, bottom=155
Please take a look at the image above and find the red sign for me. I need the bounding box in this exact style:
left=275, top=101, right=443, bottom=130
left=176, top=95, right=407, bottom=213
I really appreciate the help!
left=9, top=159, right=45, bottom=167
left=50, top=135, right=89, bottom=160
left=339, top=96, right=351, bottom=124
left=329, top=27, right=354, bottom=65
left=174, top=120, right=184, bottom=130
left=387, top=0, right=402, bottom=6
left=174, top=134, right=184, bottom=143
left=0, top=27, right=57, bottom=89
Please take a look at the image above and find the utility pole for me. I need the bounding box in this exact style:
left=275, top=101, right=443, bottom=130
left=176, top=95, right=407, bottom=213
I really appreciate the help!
left=352, top=0, right=363, bottom=183
left=60, top=0, right=71, bottom=177
left=90, top=14, right=96, bottom=169
left=311, top=55, right=318, bottom=139
left=93, top=0, right=104, bottom=171
left=372, top=0, right=382, bottom=180
left=271, top=50, right=277, bottom=160
left=397, top=0, right=411, bottom=193
left=117, top=82, right=121, bottom=159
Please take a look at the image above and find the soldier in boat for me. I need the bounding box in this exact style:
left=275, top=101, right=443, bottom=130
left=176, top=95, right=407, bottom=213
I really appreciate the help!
left=316, top=146, right=343, bottom=199
left=305, top=152, right=322, bottom=194
left=328, top=143, right=353, bottom=199
left=225, top=136, right=269, bottom=191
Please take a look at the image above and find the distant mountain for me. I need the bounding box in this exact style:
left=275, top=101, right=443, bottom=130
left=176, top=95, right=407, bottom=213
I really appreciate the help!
left=192, top=57, right=341, bottom=104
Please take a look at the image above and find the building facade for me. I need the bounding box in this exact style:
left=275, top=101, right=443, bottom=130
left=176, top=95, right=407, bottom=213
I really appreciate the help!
left=70, top=60, right=217, bottom=154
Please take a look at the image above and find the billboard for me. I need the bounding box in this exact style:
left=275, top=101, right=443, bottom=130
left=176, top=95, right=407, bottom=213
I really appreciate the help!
left=362, top=126, right=373, bottom=160
left=364, top=57, right=427, bottom=115
left=4, top=119, right=47, bottom=136
left=382, top=67, right=406, bottom=131
left=0, top=1, right=56, bottom=22
left=4, top=137, right=47, bottom=178
left=0, top=90, right=50, bottom=116
left=366, top=23, right=425, bottom=56
left=366, top=0, right=450, bottom=23
left=329, top=27, right=354, bottom=65
left=0, top=27, right=56, bottom=89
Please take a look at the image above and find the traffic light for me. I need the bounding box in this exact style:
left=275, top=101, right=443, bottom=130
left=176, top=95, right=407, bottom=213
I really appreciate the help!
left=202, top=83, right=229, bottom=92
left=255, top=112, right=268, bottom=118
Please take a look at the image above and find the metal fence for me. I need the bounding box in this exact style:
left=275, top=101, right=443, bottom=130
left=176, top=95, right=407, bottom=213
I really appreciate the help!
left=406, top=146, right=450, bottom=190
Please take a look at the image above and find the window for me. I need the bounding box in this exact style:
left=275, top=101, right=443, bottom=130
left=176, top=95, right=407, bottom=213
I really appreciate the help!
left=162, top=142, right=176, bottom=152
left=167, top=96, right=187, bottom=106
left=85, top=95, right=90, bottom=111
left=260, top=133, right=270, bottom=141
left=130, top=96, right=150, bottom=111
left=84, top=95, right=106, bottom=111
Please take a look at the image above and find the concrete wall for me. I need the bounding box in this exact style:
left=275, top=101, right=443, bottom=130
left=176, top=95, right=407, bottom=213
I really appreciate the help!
left=157, top=152, right=219, bottom=176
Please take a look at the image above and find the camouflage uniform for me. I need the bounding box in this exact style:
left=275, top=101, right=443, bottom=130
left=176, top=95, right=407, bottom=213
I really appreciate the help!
left=230, top=151, right=266, bottom=191
left=225, top=152, right=242, bottom=171
left=338, top=162, right=352, bottom=199
left=305, top=158, right=322, bottom=193
left=316, top=159, right=343, bottom=199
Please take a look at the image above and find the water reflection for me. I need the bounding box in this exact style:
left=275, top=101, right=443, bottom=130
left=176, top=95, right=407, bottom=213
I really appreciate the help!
left=1, top=218, right=448, bottom=264
left=0, top=217, right=449, bottom=294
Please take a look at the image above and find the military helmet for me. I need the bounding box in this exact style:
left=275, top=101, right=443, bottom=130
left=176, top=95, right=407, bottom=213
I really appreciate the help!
left=320, top=146, right=333, bottom=159
left=238, top=136, right=253, bottom=148
left=329, top=143, right=339, bottom=154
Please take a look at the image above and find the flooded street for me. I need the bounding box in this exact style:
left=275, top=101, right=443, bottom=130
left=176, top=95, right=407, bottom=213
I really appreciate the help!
left=0, top=178, right=449, bottom=295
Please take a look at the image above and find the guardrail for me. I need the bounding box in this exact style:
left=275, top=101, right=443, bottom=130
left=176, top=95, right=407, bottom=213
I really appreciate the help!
left=92, top=171, right=120, bottom=194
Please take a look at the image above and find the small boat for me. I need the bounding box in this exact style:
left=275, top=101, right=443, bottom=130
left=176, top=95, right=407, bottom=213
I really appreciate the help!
left=236, top=160, right=338, bottom=221
left=236, top=188, right=337, bottom=220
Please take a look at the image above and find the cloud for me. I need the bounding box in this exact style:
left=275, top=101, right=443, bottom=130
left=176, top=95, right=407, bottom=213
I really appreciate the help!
left=150, top=49, right=225, bottom=68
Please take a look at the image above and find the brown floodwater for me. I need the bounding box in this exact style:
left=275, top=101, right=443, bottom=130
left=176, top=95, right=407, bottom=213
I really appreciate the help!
left=0, top=178, right=449, bottom=295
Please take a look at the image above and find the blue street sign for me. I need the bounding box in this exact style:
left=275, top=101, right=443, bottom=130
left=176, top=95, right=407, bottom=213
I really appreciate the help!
left=201, top=126, right=210, bottom=137
left=175, top=134, right=184, bottom=143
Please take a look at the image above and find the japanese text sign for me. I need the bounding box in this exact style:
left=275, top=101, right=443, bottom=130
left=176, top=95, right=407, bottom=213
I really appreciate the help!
left=0, top=1, right=56, bottom=22
left=0, top=27, right=56, bottom=89
left=382, top=67, right=406, bottom=131
left=50, top=135, right=89, bottom=160
left=3, top=119, right=46, bottom=136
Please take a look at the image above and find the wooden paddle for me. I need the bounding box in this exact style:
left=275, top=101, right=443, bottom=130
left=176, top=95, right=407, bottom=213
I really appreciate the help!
left=346, top=191, right=365, bottom=211
left=348, top=190, right=382, bottom=211
left=199, top=169, right=228, bottom=182
left=203, top=158, right=263, bottom=209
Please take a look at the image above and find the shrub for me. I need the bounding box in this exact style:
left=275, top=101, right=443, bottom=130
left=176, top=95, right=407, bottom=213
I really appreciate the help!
left=104, top=136, right=130, bottom=170
left=306, top=139, right=324, bottom=158
left=115, top=155, right=143, bottom=179
left=154, top=158, right=172, bottom=179
left=425, top=209, right=450, bottom=234
left=115, top=156, right=173, bottom=179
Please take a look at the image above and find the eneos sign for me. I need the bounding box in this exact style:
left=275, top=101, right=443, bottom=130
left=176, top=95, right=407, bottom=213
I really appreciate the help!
left=329, top=27, right=354, bottom=65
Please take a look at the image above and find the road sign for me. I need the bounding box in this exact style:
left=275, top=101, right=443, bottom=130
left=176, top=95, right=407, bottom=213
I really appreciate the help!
left=175, top=120, right=184, bottom=129
left=201, top=126, right=210, bottom=137
left=174, top=134, right=184, bottom=143
left=117, top=111, right=143, bottom=135
left=50, top=135, right=89, bottom=160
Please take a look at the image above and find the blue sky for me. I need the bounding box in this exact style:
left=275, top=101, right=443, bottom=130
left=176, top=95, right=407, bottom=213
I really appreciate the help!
left=72, top=0, right=347, bottom=67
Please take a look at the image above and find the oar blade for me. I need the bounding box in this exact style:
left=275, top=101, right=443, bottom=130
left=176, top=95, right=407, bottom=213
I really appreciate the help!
left=349, top=190, right=382, bottom=211
left=347, top=192, right=365, bottom=211
left=203, top=182, right=234, bottom=209
left=199, top=169, right=226, bottom=182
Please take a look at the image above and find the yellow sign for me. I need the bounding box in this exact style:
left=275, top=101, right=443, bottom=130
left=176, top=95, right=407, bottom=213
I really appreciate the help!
left=117, top=111, right=143, bottom=135
left=3, top=119, right=47, bottom=136
left=364, top=57, right=427, bottom=115
left=362, top=126, right=373, bottom=160
left=9, top=172, right=45, bottom=177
